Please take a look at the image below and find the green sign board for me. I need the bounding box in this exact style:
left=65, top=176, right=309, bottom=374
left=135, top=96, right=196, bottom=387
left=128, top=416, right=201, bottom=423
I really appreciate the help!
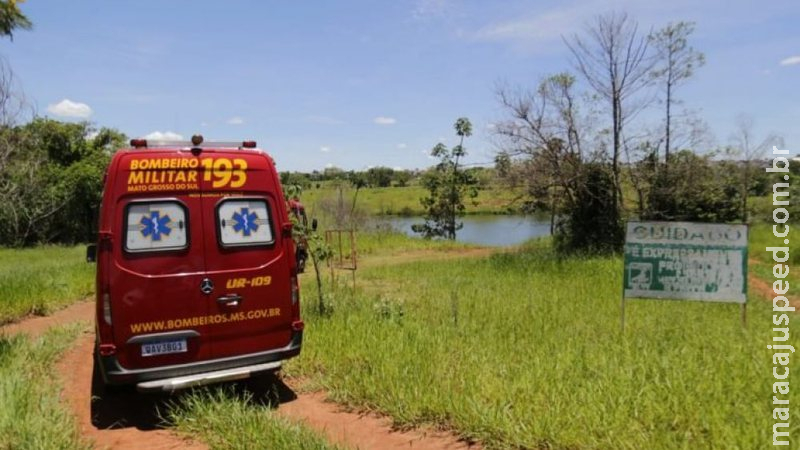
left=623, top=222, right=748, bottom=303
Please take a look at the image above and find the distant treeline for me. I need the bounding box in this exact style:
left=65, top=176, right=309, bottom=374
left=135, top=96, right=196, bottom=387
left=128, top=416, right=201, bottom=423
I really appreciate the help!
left=280, top=165, right=495, bottom=190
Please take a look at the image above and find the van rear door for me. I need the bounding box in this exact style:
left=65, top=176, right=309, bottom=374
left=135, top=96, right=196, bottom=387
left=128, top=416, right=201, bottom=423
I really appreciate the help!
left=197, top=151, right=294, bottom=359
left=109, top=152, right=211, bottom=370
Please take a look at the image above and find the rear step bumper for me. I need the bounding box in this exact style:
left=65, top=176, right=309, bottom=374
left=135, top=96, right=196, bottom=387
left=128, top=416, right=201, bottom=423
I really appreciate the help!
left=98, top=330, right=302, bottom=390
left=137, top=361, right=282, bottom=392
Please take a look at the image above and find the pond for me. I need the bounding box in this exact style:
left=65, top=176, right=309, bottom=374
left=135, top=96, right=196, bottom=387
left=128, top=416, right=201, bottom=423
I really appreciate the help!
left=382, top=215, right=551, bottom=247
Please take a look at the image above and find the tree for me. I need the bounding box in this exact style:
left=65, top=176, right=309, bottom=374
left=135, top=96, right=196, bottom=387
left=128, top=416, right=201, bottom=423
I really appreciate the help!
left=0, top=119, right=125, bottom=246
left=729, top=114, right=783, bottom=222
left=565, top=12, right=655, bottom=210
left=348, top=171, right=367, bottom=215
left=285, top=184, right=334, bottom=315
left=555, top=162, right=623, bottom=254
left=413, top=117, right=477, bottom=240
left=366, top=166, right=394, bottom=188
left=645, top=150, right=741, bottom=223
left=648, top=21, right=705, bottom=165
left=393, top=170, right=412, bottom=187
left=0, top=0, right=31, bottom=40
left=495, top=74, right=591, bottom=237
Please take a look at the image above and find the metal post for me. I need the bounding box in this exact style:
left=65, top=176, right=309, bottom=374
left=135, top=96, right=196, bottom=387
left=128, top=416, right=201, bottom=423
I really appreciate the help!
left=620, top=296, right=626, bottom=332
left=741, top=302, right=747, bottom=328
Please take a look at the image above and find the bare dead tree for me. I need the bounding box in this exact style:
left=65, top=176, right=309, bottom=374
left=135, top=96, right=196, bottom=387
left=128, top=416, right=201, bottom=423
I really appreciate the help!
left=564, top=12, right=655, bottom=209
left=730, top=114, right=783, bottom=222
left=648, top=21, right=705, bottom=166
left=494, top=73, right=592, bottom=230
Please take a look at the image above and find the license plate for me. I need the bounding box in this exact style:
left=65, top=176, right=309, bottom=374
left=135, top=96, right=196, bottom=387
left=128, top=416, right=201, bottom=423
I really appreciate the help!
left=141, top=339, right=187, bottom=357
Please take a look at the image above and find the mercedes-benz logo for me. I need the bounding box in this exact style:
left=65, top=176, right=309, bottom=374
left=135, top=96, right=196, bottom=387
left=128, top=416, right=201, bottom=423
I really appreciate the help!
left=200, top=278, right=214, bottom=295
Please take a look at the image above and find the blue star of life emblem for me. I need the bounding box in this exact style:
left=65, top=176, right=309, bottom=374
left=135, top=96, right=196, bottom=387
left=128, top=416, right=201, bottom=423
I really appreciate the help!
left=232, top=207, right=259, bottom=236
left=140, top=211, right=172, bottom=241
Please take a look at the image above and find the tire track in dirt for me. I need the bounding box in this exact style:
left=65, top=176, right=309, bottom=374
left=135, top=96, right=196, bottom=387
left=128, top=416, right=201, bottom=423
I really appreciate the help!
left=0, top=300, right=95, bottom=338
left=748, top=258, right=800, bottom=310
left=2, top=300, right=481, bottom=450
left=277, top=392, right=478, bottom=450
left=58, top=333, right=207, bottom=450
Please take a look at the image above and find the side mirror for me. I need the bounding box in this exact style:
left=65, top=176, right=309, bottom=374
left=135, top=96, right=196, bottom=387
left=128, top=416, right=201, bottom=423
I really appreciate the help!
left=86, top=244, right=97, bottom=263
left=311, top=218, right=318, bottom=232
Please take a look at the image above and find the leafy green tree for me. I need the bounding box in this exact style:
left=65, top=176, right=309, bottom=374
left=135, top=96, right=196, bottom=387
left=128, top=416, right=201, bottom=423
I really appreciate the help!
left=366, top=166, right=394, bottom=188
left=285, top=184, right=334, bottom=315
left=413, top=117, right=477, bottom=240
left=0, top=0, right=31, bottom=40
left=555, top=162, right=623, bottom=254
left=393, top=170, right=412, bottom=187
left=0, top=119, right=125, bottom=246
left=644, top=150, right=741, bottom=223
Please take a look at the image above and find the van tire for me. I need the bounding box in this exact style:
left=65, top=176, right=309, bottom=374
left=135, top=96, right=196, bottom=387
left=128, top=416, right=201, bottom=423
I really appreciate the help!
left=93, top=347, right=130, bottom=395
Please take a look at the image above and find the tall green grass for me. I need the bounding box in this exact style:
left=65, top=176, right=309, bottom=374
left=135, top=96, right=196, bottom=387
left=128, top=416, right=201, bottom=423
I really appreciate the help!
left=0, top=324, right=89, bottom=450
left=748, top=223, right=800, bottom=291
left=291, top=245, right=800, bottom=449
left=167, top=388, right=342, bottom=450
left=0, top=246, right=94, bottom=324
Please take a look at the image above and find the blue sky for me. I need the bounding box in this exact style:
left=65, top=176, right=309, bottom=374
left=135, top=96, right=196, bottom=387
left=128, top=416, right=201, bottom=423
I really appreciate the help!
left=1, top=0, right=797, bottom=172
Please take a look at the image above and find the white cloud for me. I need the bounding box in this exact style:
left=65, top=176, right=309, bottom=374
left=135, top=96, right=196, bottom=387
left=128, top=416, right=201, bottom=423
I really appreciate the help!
left=320, top=146, right=331, bottom=153
left=227, top=116, right=244, bottom=125
left=393, top=166, right=403, bottom=171
left=373, top=116, right=397, bottom=125
left=46, top=99, right=93, bottom=118
left=474, top=6, right=586, bottom=51
left=144, top=131, right=184, bottom=141
left=780, top=55, right=800, bottom=66
left=397, top=143, right=408, bottom=149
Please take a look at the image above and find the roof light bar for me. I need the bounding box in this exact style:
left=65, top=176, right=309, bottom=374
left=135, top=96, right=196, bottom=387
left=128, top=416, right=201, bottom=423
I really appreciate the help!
left=128, top=138, right=258, bottom=149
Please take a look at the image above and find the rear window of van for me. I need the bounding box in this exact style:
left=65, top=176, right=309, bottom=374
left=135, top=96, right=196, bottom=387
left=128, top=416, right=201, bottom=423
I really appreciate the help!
left=125, top=201, right=188, bottom=252
left=217, top=198, right=273, bottom=247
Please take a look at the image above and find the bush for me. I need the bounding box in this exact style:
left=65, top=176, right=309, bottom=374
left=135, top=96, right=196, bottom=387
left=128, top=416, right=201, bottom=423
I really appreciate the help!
left=554, top=163, right=623, bottom=254
left=644, top=151, right=741, bottom=223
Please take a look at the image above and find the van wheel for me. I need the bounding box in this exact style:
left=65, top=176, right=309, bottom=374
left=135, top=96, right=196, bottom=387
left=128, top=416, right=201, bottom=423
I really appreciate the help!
left=93, top=349, right=129, bottom=395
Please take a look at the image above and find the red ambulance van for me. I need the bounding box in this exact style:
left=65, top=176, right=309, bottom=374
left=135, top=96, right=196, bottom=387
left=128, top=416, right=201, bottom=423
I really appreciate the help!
left=88, top=136, right=303, bottom=392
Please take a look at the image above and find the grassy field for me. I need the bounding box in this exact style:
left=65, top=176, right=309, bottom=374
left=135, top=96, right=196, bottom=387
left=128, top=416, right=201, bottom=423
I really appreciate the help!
left=300, top=181, right=524, bottom=217
left=748, top=223, right=800, bottom=292
left=1, top=216, right=797, bottom=449
left=0, top=246, right=94, bottom=324
left=289, top=237, right=800, bottom=449
left=168, top=388, right=342, bottom=450
left=0, top=324, right=89, bottom=450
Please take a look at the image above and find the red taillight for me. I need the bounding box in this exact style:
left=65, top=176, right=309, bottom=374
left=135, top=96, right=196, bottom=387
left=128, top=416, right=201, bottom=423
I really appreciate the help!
left=291, top=320, right=304, bottom=331
left=242, top=140, right=257, bottom=148
left=130, top=139, right=147, bottom=148
left=99, top=344, right=116, bottom=356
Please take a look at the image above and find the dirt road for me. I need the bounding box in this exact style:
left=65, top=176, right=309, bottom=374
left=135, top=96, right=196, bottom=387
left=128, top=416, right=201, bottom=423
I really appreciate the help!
left=3, top=301, right=478, bottom=450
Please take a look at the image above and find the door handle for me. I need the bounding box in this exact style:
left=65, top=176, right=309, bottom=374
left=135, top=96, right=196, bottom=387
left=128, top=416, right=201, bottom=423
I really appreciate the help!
left=217, top=294, right=243, bottom=307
